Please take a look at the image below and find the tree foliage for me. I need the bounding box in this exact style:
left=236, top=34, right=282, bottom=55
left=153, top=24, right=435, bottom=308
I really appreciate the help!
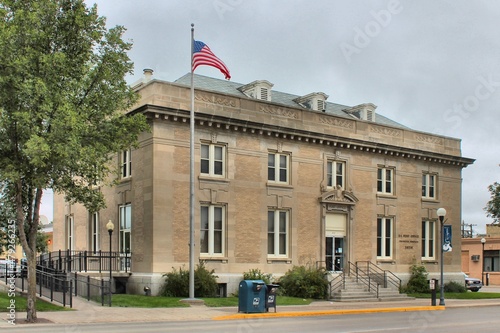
left=485, top=182, right=500, bottom=224
left=0, top=0, right=148, bottom=322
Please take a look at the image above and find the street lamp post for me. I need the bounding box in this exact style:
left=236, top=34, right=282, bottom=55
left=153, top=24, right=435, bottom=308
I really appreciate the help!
left=437, top=208, right=446, bottom=306
left=481, top=237, right=486, bottom=285
left=106, top=220, right=114, bottom=304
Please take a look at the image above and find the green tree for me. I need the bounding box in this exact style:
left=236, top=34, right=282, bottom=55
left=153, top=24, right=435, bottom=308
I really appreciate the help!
left=485, top=182, right=500, bottom=223
left=0, top=0, right=148, bottom=322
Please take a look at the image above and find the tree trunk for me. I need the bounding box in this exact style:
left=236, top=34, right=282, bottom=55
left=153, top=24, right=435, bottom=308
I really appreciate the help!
left=15, top=181, right=42, bottom=323
left=26, top=252, right=37, bottom=322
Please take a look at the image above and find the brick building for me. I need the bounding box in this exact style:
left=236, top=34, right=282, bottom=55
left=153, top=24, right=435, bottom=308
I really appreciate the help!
left=462, top=224, right=500, bottom=286
left=52, top=71, right=474, bottom=295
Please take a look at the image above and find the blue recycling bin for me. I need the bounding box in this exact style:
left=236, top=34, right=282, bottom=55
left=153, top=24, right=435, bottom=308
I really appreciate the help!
left=238, top=280, right=267, bottom=313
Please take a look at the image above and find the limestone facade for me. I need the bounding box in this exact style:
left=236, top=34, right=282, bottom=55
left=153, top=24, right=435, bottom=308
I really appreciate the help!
left=52, top=73, right=474, bottom=295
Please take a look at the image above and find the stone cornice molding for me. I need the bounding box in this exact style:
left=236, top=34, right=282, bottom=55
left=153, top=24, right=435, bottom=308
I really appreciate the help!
left=134, top=104, right=475, bottom=168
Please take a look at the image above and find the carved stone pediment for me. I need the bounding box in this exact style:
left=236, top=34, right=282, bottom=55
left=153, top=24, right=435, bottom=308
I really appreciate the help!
left=319, top=186, right=358, bottom=205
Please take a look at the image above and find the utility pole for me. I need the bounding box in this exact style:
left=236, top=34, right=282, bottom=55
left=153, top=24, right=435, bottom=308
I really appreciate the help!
left=461, top=221, right=476, bottom=238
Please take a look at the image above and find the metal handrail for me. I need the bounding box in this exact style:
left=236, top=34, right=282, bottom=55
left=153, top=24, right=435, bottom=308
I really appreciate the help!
left=37, top=250, right=131, bottom=274
left=356, top=261, right=401, bottom=290
left=329, top=273, right=345, bottom=296
left=347, top=261, right=379, bottom=297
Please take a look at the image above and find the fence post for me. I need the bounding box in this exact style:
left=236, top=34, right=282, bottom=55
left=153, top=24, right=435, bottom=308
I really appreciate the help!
left=58, top=249, right=62, bottom=271
left=100, top=279, right=104, bottom=306
left=84, top=251, right=87, bottom=272
left=66, top=249, right=71, bottom=272
left=74, top=272, right=78, bottom=296
left=39, top=271, right=42, bottom=296
left=87, top=275, right=91, bottom=301
left=69, top=279, right=73, bottom=308
left=99, top=250, right=102, bottom=273
left=50, top=273, right=54, bottom=302
left=108, top=280, right=112, bottom=307
left=63, top=278, right=66, bottom=308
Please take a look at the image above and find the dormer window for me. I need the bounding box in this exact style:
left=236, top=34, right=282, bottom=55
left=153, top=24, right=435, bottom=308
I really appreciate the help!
left=294, top=92, right=329, bottom=111
left=238, top=80, right=273, bottom=101
left=343, top=103, right=377, bottom=122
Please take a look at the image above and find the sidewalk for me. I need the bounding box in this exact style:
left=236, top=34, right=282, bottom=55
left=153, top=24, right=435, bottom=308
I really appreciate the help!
left=3, top=286, right=500, bottom=327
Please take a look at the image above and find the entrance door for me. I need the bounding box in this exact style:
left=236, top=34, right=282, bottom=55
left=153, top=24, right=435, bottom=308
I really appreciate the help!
left=326, top=236, right=344, bottom=272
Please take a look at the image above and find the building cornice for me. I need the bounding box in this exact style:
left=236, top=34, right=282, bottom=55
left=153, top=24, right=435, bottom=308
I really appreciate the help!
left=132, top=104, right=474, bottom=168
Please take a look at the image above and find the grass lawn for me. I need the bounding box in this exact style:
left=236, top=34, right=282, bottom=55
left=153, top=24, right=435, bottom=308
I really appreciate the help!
left=0, top=292, right=69, bottom=312
left=110, top=294, right=312, bottom=308
left=111, top=294, right=190, bottom=308
left=409, top=292, right=500, bottom=299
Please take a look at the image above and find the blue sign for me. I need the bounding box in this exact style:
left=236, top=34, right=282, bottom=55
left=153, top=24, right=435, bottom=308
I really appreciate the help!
left=443, top=225, right=452, bottom=252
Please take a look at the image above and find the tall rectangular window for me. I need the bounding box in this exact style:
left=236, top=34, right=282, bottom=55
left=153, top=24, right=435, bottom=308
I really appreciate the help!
left=327, top=160, right=345, bottom=189
left=200, top=144, right=225, bottom=177
left=377, top=167, right=394, bottom=194
left=422, top=173, right=436, bottom=199
left=121, top=149, right=132, bottom=178
left=422, top=220, right=435, bottom=259
left=119, top=204, right=131, bottom=253
left=268, top=153, right=289, bottom=184
left=377, top=217, right=392, bottom=258
left=268, top=210, right=288, bottom=257
left=90, top=212, right=99, bottom=253
left=200, top=205, right=225, bottom=256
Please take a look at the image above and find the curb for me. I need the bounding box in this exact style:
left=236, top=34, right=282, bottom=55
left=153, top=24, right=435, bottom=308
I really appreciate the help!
left=213, top=305, right=445, bottom=321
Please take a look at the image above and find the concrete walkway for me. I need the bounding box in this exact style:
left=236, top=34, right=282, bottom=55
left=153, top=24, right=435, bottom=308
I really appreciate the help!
left=2, top=285, right=500, bottom=327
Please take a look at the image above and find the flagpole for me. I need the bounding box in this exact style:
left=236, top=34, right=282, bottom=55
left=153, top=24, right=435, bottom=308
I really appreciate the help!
left=189, top=23, right=195, bottom=300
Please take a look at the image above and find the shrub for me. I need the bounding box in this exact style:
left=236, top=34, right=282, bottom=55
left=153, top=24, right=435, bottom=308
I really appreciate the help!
left=444, top=281, right=466, bottom=293
left=160, top=262, right=218, bottom=297
left=278, top=265, right=328, bottom=299
left=402, top=264, right=430, bottom=293
left=242, top=268, right=273, bottom=285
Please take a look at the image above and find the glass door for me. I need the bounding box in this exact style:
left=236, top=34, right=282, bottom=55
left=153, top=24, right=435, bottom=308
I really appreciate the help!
left=326, top=236, right=344, bottom=272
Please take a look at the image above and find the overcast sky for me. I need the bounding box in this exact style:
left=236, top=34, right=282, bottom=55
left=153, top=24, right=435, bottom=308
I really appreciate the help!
left=41, top=0, right=500, bottom=235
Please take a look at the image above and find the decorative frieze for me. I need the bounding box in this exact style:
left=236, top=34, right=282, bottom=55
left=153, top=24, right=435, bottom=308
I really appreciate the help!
left=259, top=105, right=298, bottom=119
left=318, top=116, right=354, bottom=129
left=415, top=134, right=443, bottom=145
left=195, top=92, right=236, bottom=107
left=369, top=125, right=402, bottom=137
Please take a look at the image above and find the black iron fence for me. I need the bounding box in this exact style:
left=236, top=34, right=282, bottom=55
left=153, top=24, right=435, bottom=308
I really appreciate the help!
left=3, top=267, right=73, bottom=308
left=37, top=250, right=131, bottom=273
left=72, top=272, right=111, bottom=306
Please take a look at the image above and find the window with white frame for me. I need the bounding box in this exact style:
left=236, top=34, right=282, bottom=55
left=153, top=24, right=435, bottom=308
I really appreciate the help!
left=200, top=205, right=225, bottom=256
left=377, top=167, right=394, bottom=194
left=121, top=149, right=132, bottom=179
left=119, top=204, right=131, bottom=253
left=422, top=173, right=436, bottom=199
left=267, top=210, right=289, bottom=257
left=421, top=220, right=435, bottom=259
left=377, top=217, right=392, bottom=259
left=201, top=143, right=225, bottom=177
left=268, top=153, right=289, bottom=184
left=327, top=160, right=345, bottom=189
left=66, top=216, right=74, bottom=251
left=90, top=212, right=99, bottom=253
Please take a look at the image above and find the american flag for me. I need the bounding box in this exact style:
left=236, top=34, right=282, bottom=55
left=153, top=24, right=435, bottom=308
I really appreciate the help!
left=192, top=40, right=231, bottom=80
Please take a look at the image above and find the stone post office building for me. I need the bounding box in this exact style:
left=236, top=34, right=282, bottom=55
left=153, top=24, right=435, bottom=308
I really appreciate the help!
left=53, top=71, right=474, bottom=295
